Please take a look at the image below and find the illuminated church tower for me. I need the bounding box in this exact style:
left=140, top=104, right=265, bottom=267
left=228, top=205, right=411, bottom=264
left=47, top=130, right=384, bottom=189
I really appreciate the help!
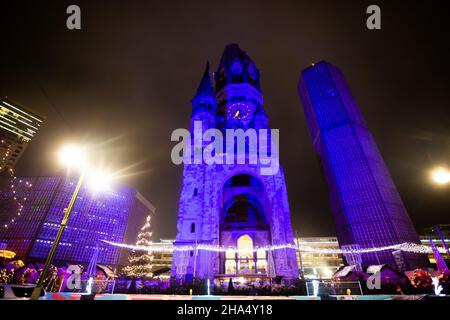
left=298, top=61, right=427, bottom=269
left=171, top=44, right=298, bottom=283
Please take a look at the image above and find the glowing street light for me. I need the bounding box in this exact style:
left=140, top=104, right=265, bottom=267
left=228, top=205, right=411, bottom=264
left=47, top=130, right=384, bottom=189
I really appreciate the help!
left=431, top=167, right=450, bottom=185
left=31, top=144, right=113, bottom=300
left=58, top=144, right=87, bottom=169
left=86, top=169, right=113, bottom=193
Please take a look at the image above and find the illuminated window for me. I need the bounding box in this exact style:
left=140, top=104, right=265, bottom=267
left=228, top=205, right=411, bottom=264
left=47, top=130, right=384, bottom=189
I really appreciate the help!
left=256, top=249, right=266, bottom=259
left=225, top=260, right=236, bottom=274
left=256, top=249, right=267, bottom=273
left=222, top=236, right=270, bottom=275
left=238, top=235, right=253, bottom=258
left=237, top=235, right=255, bottom=274
left=256, top=260, right=267, bottom=274
left=226, top=249, right=235, bottom=259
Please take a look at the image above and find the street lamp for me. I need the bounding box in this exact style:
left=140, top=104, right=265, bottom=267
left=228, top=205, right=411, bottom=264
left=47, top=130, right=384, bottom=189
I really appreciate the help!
left=86, top=169, right=113, bottom=193
left=30, top=144, right=112, bottom=300
left=431, top=166, right=450, bottom=186
left=58, top=144, right=87, bottom=169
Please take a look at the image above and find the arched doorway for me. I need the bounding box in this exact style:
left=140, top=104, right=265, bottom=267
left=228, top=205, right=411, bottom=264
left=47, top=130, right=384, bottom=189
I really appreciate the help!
left=237, top=235, right=254, bottom=274
left=223, top=234, right=268, bottom=275
left=220, top=174, right=270, bottom=276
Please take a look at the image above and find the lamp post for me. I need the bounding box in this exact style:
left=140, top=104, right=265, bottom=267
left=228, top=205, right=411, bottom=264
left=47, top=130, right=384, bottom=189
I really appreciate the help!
left=295, top=230, right=304, bottom=279
left=434, top=225, right=450, bottom=256
left=30, top=174, right=84, bottom=300
left=30, top=144, right=112, bottom=300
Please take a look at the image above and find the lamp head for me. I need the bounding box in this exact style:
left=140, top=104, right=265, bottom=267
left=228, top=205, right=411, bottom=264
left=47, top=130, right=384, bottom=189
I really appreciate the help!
left=431, top=167, right=450, bottom=185
left=86, top=169, right=113, bottom=193
left=58, top=144, right=87, bottom=169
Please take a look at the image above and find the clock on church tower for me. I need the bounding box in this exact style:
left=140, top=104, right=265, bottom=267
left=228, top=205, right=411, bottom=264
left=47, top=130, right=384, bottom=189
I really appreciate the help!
left=226, top=102, right=255, bottom=121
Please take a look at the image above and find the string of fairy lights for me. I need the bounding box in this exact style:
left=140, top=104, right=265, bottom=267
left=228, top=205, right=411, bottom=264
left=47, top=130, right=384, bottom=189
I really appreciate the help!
left=2, top=168, right=33, bottom=229
left=3, top=134, right=447, bottom=256
left=102, top=240, right=447, bottom=255
left=0, top=139, right=11, bottom=170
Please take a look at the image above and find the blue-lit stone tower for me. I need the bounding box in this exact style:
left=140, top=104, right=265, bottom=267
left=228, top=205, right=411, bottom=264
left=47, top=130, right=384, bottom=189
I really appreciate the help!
left=171, top=44, right=298, bottom=282
left=298, top=61, right=427, bottom=269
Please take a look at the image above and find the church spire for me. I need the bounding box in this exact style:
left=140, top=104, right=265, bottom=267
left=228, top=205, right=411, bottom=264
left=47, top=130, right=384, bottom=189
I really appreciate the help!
left=195, top=61, right=213, bottom=96
left=192, top=61, right=216, bottom=116
left=214, top=43, right=261, bottom=93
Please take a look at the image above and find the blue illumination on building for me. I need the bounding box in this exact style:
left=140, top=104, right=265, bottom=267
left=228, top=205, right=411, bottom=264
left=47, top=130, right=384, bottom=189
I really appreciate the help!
left=0, top=176, right=153, bottom=267
left=298, top=61, right=428, bottom=269
left=171, top=44, right=298, bottom=283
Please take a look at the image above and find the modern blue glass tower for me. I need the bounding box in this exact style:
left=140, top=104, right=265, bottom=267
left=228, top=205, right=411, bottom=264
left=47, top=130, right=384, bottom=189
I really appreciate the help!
left=0, top=176, right=154, bottom=267
left=298, top=61, right=428, bottom=269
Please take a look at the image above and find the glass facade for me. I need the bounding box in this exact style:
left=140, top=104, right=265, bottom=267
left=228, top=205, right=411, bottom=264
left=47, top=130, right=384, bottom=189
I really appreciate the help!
left=298, top=62, right=427, bottom=268
left=295, top=237, right=344, bottom=279
left=0, top=176, right=152, bottom=267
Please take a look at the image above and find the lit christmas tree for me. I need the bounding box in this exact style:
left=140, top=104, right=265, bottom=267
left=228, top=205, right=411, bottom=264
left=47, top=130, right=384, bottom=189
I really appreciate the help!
left=123, top=215, right=154, bottom=278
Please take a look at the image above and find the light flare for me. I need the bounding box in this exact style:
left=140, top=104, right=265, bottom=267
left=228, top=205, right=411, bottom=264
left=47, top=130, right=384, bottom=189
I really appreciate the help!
left=431, top=166, right=450, bottom=185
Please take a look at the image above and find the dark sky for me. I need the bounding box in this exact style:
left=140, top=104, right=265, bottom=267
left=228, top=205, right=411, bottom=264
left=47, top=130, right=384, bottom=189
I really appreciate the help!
left=1, top=0, right=449, bottom=240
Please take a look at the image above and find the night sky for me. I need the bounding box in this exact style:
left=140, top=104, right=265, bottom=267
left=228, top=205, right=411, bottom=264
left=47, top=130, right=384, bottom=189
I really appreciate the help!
left=1, top=1, right=449, bottom=240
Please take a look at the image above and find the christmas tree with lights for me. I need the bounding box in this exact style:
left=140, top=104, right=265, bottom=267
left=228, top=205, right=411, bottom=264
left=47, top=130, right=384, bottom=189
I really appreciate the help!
left=123, top=215, right=154, bottom=278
